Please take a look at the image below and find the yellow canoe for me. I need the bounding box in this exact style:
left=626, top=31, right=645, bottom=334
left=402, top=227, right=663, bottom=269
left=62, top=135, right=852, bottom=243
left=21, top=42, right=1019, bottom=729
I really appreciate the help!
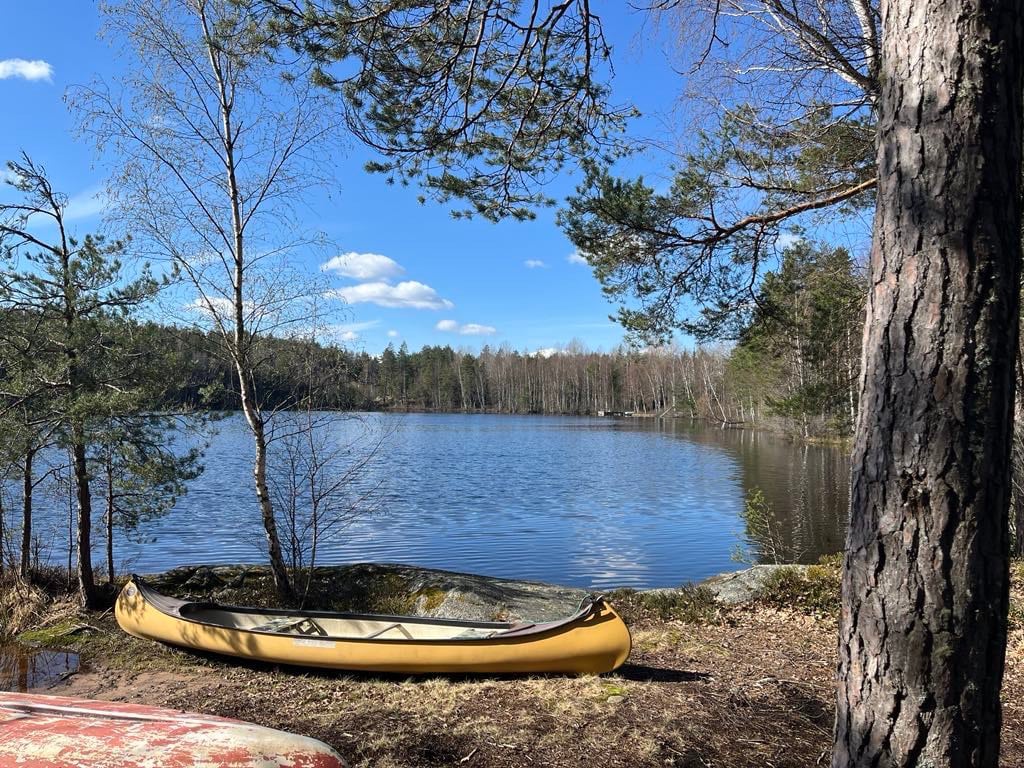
left=115, top=576, right=631, bottom=675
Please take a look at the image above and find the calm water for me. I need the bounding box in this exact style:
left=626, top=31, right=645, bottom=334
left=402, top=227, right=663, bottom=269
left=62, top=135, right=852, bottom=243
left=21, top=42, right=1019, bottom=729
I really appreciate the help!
left=28, top=414, right=850, bottom=589
left=0, top=646, right=79, bottom=692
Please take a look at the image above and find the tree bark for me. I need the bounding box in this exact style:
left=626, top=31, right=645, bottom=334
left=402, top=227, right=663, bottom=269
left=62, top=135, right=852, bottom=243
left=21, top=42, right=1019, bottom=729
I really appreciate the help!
left=834, top=2, right=1024, bottom=766
left=105, top=457, right=115, bottom=584
left=20, top=446, right=34, bottom=578
left=244, top=404, right=295, bottom=605
left=71, top=424, right=97, bottom=608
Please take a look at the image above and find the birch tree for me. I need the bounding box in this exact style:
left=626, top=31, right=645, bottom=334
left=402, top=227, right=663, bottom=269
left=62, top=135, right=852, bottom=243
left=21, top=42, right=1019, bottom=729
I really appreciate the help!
left=74, top=0, right=336, bottom=602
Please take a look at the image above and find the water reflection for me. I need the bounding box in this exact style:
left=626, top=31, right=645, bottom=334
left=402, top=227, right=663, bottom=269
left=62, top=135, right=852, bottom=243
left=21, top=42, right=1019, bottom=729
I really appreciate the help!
left=19, top=414, right=850, bottom=589
left=0, top=646, right=79, bottom=692
left=663, top=424, right=851, bottom=563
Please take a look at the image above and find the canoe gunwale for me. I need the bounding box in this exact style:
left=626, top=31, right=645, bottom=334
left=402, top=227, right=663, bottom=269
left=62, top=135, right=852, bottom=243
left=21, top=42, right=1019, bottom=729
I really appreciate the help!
left=127, top=575, right=603, bottom=645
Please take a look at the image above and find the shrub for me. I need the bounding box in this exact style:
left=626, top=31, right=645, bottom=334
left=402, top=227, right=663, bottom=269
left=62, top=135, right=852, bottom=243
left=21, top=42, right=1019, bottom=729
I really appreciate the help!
left=755, top=555, right=842, bottom=616
left=609, top=585, right=720, bottom=625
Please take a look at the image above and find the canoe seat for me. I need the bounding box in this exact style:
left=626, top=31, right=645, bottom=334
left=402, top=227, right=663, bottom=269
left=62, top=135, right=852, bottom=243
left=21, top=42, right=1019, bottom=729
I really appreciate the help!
left=363, top=623, right=415, bottom=640
left=452, top=628, right=498, bottom=639
left=250, top=617, right=327, bottom=636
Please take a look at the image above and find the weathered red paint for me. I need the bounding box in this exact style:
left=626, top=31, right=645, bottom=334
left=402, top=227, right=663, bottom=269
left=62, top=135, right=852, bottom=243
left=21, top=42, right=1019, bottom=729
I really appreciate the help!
left=0, top=692, right=346, bottom=768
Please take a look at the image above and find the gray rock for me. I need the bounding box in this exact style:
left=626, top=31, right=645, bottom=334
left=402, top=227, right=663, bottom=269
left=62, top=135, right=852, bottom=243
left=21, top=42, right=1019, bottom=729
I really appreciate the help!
left=183, top=565, right=224, bottom=590
left=146, top=562, right=589, bottom=624
left=340, top=562, right=589, bottom=623
left=144, top=561, right=810, bottom=618
left=697, top=564, right=808, bottom=605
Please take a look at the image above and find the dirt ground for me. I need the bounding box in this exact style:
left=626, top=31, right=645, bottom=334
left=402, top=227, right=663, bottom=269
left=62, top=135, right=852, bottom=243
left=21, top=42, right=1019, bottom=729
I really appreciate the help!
left=16, top=566, right=1023, bottom=768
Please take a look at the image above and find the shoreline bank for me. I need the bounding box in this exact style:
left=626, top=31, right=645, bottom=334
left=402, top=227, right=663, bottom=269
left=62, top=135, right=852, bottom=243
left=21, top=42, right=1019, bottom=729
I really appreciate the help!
left=3, top=560, right=1022, bottom=766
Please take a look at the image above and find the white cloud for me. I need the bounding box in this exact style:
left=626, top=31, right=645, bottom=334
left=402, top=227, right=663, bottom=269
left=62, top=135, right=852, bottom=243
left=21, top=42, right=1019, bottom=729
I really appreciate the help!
left=387, top=329, right=400, bottom=338
left=328, top=280, right=454, bottom=310
left=65, top=186, right=109, bottom=221
left=776, top=231, right=803, bottom=249
left=524, top=259, right=547, bottom=269
left=436, top=319, right=497, bottom=336
left=185, top=296, right=241, bottom=318
left=322, top=252, right=405, bottom=281
left=535, top=347, right=560, bottom=358
left=0, top=59, right=53, bottom=82
left=323, top=319, right=379, bottom=343
left=567, top=251, right=588, bottom=265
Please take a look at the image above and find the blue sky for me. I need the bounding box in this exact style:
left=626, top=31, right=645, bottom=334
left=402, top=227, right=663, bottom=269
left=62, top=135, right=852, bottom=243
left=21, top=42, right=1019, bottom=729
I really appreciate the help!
left=0, top=3, right=698, bottom=355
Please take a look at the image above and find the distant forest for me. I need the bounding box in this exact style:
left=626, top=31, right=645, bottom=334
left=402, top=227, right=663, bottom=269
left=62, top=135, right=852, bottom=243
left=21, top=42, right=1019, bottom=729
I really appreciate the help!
left=163, top=242, right=865, bottom=439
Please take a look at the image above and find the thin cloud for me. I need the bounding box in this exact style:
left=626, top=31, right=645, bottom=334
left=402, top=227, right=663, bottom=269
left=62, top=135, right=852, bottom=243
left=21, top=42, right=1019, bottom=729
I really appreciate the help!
left=64, top=186, right=109, bottom=222
left=185, top=296, right=245, bottom=319
left=567, top=251, right=588, bottom=265
left=524, top=259, right=547, bottom=269
left=0, top=59, right=53, bottom=82
left=325, top=319, right=380, bottom=342
left=387, top=329, right=400, bottom=338
left=322, top=252, right=405, bottom=281
left=777, top=231, right=803, bottom=249
left=436, top=319, right=497, bottom=336
left=329, top=280, right=454, bottom=310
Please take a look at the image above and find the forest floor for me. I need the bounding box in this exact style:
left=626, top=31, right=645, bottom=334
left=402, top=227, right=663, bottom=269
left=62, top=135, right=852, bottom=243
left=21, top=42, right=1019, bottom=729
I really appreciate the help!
left=4, top=560, right=1024, bottom=768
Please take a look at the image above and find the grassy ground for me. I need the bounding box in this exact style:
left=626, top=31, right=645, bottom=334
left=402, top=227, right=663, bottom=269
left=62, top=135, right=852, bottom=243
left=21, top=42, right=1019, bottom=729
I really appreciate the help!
left=6, top=560, right=1024, bottom=768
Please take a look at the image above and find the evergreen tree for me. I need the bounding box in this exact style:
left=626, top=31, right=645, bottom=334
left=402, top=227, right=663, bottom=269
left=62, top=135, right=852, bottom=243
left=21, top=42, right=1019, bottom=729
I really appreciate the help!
left=0, top=155, right=196, bottom=605
left=732, top=242, right=865, bottom=436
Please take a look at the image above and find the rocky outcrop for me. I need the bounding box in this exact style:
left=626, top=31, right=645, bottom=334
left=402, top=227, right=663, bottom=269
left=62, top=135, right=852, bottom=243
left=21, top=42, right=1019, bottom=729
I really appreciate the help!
left=147, top=563, right=588, bottom=623
left=147, top=562, right=812, bottom=620
left=697, top=564, right=811, bottom=605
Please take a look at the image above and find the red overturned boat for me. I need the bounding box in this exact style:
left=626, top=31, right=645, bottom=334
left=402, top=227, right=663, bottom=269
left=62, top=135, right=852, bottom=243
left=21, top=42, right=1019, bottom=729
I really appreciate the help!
left=0, top=692, right=345, bottom=767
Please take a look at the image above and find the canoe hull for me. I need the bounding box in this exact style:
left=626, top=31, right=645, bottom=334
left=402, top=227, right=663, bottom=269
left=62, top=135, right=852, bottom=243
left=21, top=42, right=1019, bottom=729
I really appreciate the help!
left=115, top=579, right=631, bottom=675
left=0, top=692, right=345, bottom=767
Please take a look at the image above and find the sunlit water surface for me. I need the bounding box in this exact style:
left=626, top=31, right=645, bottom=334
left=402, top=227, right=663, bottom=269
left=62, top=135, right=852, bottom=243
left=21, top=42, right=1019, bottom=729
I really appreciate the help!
left=27, top=413, right=850, bottom=589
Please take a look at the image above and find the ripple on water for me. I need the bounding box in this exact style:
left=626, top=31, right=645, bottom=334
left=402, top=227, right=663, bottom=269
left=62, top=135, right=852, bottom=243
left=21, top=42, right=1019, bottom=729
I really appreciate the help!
left=24, top=414, right=851, bottom=589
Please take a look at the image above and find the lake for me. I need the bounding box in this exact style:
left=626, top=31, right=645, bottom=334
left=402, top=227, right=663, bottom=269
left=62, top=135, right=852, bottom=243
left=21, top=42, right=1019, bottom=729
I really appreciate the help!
left=27, top=413, right=850, bottom=589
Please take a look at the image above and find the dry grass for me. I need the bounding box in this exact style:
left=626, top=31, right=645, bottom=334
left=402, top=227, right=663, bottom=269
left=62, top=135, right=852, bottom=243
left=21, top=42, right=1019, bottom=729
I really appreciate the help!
left=0, top=570, right=79, bottom=640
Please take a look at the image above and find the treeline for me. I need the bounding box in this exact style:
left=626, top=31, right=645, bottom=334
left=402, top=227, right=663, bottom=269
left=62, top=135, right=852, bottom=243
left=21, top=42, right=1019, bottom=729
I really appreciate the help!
left=152, top=242, right=866, bottom=439
left=347, top=242, right=864, bottom=439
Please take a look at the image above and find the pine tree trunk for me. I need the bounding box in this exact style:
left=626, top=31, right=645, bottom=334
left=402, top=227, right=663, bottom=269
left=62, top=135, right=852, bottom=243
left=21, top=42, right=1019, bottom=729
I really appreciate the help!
left=105, top=458, right=115, bottom=584
left=834, top=2, right=1024, bottom=766
left=71, top=424, right=97, bottom=608
left=20, top=446, right=34, bottom=578
left=1014, top=379, right=1024, bottom=557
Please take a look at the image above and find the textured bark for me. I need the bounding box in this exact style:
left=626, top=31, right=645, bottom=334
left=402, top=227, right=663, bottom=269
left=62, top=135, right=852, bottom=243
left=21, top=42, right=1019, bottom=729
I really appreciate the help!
left=834, top=2, right=1024, bottom=766
left=105, top=458, right=115, bottom=584
left=20, top=446, right=34, bottom=578
left=72, top=425, right=97, bottom=609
